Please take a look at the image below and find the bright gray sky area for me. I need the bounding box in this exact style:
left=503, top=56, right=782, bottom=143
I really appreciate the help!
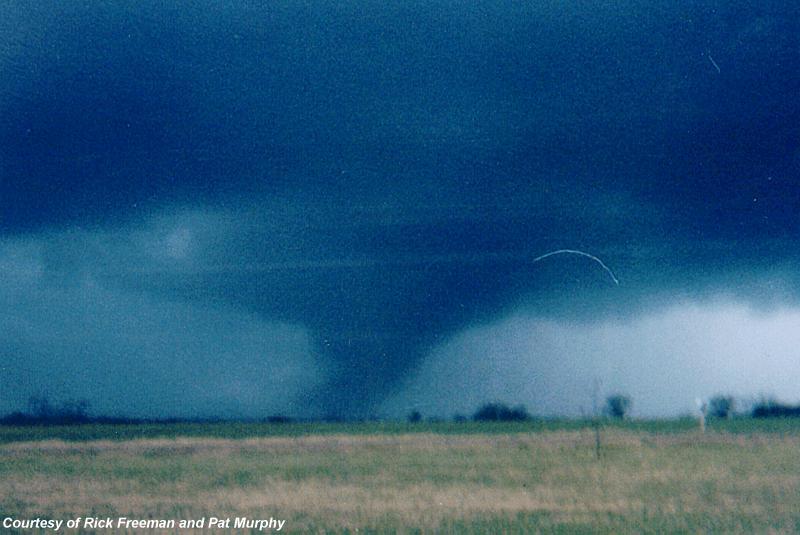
left=2, top=2, right=799, bottom=419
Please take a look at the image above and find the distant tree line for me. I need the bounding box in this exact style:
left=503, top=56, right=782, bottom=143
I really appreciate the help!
left=6, top=393, right=800, bottom=426
left=472, top=402, right=530, bottom=422
left=751, top=399, right=800, bottom=418
left=0, top=396, right=303, bottom=426
left=0, top=396, right=92, bottom=425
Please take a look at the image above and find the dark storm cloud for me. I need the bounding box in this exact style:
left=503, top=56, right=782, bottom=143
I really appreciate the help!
left=0, top=228, right=322, bottom=418
left=1, top=1, right=798, bottom=416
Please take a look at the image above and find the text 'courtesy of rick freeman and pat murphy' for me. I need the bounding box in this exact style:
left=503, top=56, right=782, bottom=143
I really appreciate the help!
left=2, top=516, right=287, bottom=532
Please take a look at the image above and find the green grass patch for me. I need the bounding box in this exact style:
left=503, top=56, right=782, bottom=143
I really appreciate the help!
left=3, top=416, right=799, bottom=444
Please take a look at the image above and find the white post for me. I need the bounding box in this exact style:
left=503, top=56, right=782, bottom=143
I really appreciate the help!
left=695, top=398, right=707, bottom=434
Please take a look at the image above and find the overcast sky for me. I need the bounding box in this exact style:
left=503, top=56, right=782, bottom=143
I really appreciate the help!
left=1, top=1, right=799, bottom=418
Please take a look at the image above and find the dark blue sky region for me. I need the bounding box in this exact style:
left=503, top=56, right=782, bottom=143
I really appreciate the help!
left=1, top=1, right=798, bottom=418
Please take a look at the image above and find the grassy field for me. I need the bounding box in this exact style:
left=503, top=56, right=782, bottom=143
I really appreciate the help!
left=4, top=417, right=800, bottom=444
left=2, top=421, right=800, bottom=533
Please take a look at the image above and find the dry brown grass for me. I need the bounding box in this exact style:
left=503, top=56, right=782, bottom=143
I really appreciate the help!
left=3, top=430, right=800, bottom=532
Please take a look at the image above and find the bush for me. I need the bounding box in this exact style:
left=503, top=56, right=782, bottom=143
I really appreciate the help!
left=472, top=402, right=530, bottom=422
left=709, top=395, right=735, bottom=419
left=605, top=394, right=631, bottom=419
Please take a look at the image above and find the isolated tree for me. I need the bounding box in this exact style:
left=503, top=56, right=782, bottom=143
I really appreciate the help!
left=407, top=410, right=422, bottom=423
left=605, top=394, right=632, bottom=419
left=709, top=395, right=735, bottom=419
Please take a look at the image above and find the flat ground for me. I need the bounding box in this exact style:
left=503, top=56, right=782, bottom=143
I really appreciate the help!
left=2, top=422, right=800, bottom=533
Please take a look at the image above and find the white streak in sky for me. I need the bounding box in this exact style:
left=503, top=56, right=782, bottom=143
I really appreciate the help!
left=707, top=50, right=721, bottom=74
left=531, top=249, right=619, bottom=285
